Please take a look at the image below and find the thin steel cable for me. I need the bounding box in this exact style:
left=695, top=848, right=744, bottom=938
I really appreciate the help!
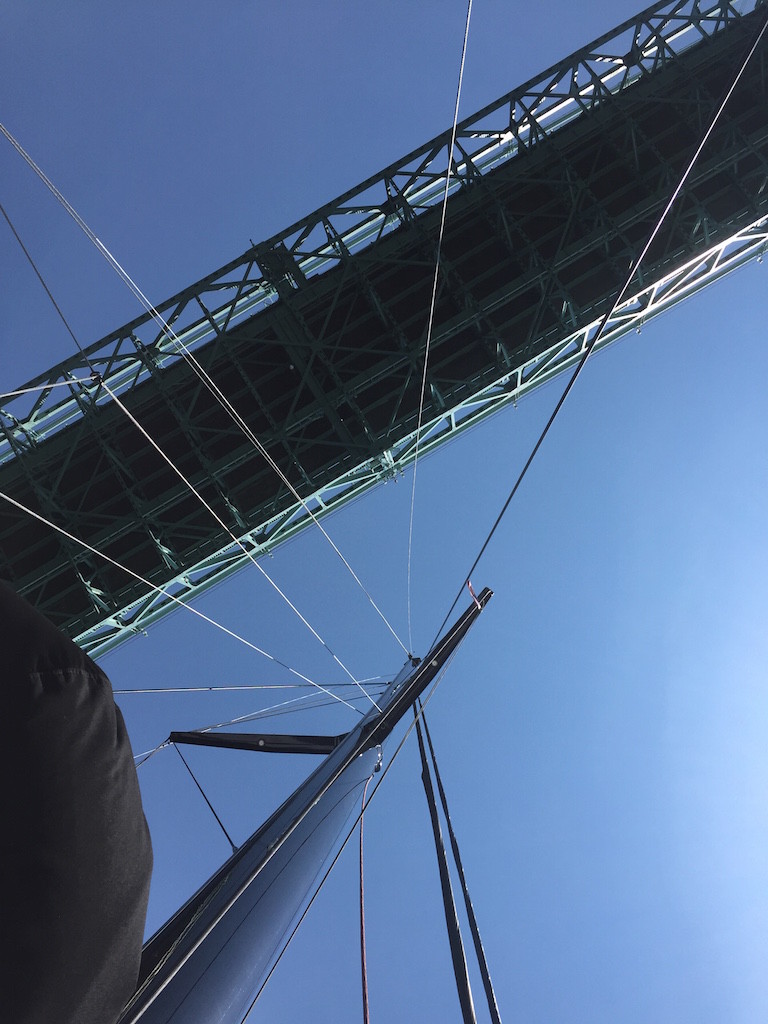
left=115, top=677, right=389, bottom=694
left=130, top=685, right=387, bottom=771
left=406, top=0, right=473, bottom=654
left=247, top=688, right=385, bottom=720
left=192, top=686, right=387, bottom=735
left=179, top=692, right=324, bottom=734
left=134, top=686, right=388, bottom=767
left=217, top=398, right=407, bottom=657
left=99, top=378, right=379, bottom=711
left=134, top=740, right=170, bottom=767
left=201, top=692, right=367, bottom=729
left=0, top=130, right=408, bottom=660
left=0, top=487, right=358, bottom=712
left=0, top=200, right=375, bottom=712
left=127, top=334, right=408, bottom=659
left=433, top=5, right=768, bottom=643
left=174, top=744, right=237, bottom=852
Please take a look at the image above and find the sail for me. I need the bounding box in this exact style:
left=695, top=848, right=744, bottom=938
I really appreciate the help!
left=0, top=581, right=152, bottom=1024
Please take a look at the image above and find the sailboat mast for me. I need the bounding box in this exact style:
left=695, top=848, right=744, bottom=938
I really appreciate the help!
left=120, top=588, right=492, bottom=1024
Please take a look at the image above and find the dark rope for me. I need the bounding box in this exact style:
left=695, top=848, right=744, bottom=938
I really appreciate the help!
left=421, top=706, right=503, bottom=1024
left=0, top=200, right=90, bottom=360
left=359, top=775, right=373, bottom=1024
left=173, top=743, right=237, bottom=853
left=415, top=709, right=477, bottom=1024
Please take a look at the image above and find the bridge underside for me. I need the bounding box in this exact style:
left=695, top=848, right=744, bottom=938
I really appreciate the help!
left=1, top=3, right=767, bottom=655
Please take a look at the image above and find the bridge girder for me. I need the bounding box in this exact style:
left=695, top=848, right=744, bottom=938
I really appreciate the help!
left=1, top=0, right=767, bottom=655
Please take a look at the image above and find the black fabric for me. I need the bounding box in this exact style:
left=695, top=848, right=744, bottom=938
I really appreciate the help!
left=0, top=581, right=152, bottom=1024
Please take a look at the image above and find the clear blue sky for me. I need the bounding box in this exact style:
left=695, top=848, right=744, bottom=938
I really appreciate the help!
left=3, top=3, right=768, bottom=1022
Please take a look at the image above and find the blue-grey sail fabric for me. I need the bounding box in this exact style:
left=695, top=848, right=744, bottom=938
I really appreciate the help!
left=0, top=581, right=152, bottom=1024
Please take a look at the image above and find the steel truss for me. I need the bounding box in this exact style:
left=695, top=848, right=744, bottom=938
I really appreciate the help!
left=1, top=0, right=767, bottom=655
left=64, top=215, right=768, bottom=655
left=1, top=0, right=760, bottom=460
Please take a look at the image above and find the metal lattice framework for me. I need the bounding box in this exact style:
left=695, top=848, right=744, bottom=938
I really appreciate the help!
left=1, top=0, right=767, bottom=655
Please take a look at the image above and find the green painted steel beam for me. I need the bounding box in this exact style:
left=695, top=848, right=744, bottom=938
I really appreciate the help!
left=1, top=0, right=767, bottom=655
left=64, top=215, right=768, bottom=655
left=2, top=0, right=760, bottom=460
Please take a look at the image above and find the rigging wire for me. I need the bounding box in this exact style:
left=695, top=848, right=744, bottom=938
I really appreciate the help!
left=98, top=375, right=380, bottom=710
left=190, top=686, right=387, bottom=736
left=432, top=4, right=768, bottom=643
left=115, top=677, right=389, bottom=694
left=0, top=198, right=375, bottom=712
left=0, top=125, right=409, bottom=661
left=0, top=487, right=358, bottom=713
left=405, top=0, right=473, bottom=655
left=134, top=740, right=170, bottom=768
left=131, top=695, right=323, bottom=766
left=174, top=744, right=237, bottom=854
left=133, top=684, right=390, bottom=771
